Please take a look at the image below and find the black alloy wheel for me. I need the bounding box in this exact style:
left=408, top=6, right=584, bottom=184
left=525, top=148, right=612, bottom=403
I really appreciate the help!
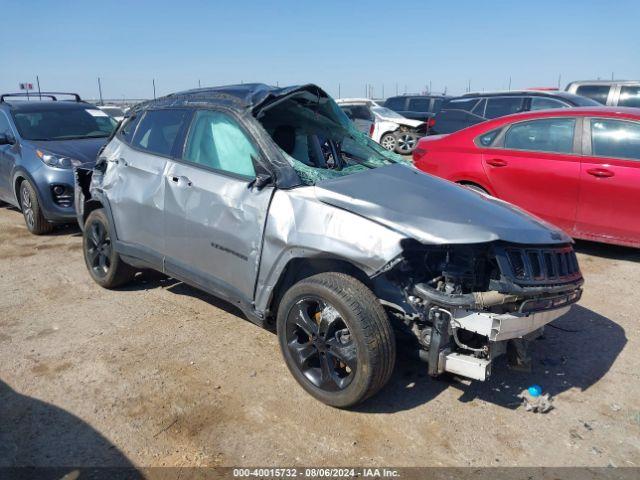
left=285, top=296, right=357, bottom=391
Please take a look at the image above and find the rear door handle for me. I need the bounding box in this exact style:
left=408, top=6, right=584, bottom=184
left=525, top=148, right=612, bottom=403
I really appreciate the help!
left=106, top=157, right=127, bottom=166
left=167, top=174, right=192, bottom=187
left=486, top=158, right=508, bottom=167
left=587, top=168, right=614, bottom=178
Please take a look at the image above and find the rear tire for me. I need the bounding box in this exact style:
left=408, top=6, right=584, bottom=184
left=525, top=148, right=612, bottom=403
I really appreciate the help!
left=277, top=272, right=396, bottom=408
left=83, top=208, right=135, bottom=288
left=380, top=133, right=397, bottom=151
left=19, top=180, right=53, bottom=235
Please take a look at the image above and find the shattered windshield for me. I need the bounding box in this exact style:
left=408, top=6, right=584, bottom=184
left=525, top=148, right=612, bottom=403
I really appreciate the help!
left=257, top=91, right=410, bottom=185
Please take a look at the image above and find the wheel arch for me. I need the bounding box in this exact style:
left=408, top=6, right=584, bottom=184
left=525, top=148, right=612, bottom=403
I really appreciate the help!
left=456, top=179, right=495, bottom=196
left=12, top=169, right=42, bottom=208
left=265, top=256, right=373, bottom=327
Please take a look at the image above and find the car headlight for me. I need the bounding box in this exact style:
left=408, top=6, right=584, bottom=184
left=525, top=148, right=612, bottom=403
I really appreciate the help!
left=36, top=149, right=81, bottom=169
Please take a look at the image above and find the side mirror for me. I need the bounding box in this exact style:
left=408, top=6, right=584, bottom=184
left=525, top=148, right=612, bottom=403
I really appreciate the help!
left=250, top=173, right=272, bottom=190
left=0, top=132, right=15, bottom=146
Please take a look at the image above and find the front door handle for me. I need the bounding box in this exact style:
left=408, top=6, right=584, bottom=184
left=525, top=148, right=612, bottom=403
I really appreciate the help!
left=586, top=168, right=614, bottom=178
left=167, top=174, right=192, bottom=187
left=486, top=158, right=508, bottom=167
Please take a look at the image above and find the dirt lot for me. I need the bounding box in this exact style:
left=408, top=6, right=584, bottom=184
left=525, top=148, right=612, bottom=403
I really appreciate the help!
left=1, top=204, right=639, bottom=468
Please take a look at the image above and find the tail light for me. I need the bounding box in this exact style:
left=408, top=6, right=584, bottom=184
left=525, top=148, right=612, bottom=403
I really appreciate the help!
left=413, top=147, right=427, bottom=160
left=427, top=118, right=436, bottom=129
left=369, top=123, right=375, bottom=137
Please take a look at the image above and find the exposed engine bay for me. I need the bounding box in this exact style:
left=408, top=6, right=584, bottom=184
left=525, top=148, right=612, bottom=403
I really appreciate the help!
left=374, top=240, right=583, bottom=381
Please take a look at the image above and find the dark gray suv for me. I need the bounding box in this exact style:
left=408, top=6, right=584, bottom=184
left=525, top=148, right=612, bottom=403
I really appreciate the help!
left=76, top=84, right=583, bottom=407
left=0, top=92, right=116, bottom=234
left=431, top=90, right=600, bottom=135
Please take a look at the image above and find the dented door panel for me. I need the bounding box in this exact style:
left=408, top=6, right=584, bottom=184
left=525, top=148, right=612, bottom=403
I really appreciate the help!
left=102, top=139, right=167, bottom=256
left=164, top=160, right=274, bottom=303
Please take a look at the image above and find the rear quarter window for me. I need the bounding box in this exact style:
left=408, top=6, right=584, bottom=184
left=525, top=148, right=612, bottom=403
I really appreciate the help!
left=131, top=109, right=191, bottom=157
left=476, top=128, right=502, bottom=147
left=118, top=115, right=141, bottom=142
left=575, top=85, right=610, bottom=105
left=443, top=98, right=479, bottom=112
left=384, top=97, right=406, bottom=110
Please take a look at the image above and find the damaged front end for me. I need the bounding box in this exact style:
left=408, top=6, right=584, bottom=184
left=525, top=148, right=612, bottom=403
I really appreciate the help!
left=374, top=240, right=583, bottom=381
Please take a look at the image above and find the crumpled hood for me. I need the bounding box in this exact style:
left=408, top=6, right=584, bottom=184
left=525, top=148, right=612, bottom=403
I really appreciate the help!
left=378, top=115, right=424, bottom=129
left=29, top=138, right=109, bottom=166
left=314, top=164, right=571, bottom=245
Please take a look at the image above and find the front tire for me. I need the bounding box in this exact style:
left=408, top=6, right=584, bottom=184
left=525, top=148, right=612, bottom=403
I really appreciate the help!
left=19, top=180, right=53, bottom=235
left=277, top=272, right=396, bottom=408
left=83, top=208, right=135, bottom=288
left=395, top=131, right=419, bottom=154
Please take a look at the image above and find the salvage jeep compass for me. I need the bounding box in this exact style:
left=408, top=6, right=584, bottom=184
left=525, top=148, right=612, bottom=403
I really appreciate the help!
left=76, top=84, right=583, bottom=407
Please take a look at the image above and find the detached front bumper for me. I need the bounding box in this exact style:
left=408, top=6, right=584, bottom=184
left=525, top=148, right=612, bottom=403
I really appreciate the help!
left=452, top=305, right=571, bottom=342
left=417, top=296, right=579, bottom=382
left=435, top=305, right=572, bottom=381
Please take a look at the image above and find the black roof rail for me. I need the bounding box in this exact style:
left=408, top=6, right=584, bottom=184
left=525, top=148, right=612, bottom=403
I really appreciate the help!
left=0, top=92, right=83, bottom=103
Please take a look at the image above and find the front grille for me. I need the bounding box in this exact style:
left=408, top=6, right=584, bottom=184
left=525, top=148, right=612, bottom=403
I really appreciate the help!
left=499, top=245, right=581, bottom=285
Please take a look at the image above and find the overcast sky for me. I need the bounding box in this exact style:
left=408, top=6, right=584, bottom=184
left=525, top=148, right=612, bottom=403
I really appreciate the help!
left=2, top=0, right=639, bottom=100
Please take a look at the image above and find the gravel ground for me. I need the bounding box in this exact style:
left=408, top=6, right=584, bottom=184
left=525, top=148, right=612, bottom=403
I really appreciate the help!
left=1, top=204, right=639, bottom=468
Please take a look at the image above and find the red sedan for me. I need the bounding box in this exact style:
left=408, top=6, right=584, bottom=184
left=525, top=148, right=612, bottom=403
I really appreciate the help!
left=413, top=107, right=640, bottom=248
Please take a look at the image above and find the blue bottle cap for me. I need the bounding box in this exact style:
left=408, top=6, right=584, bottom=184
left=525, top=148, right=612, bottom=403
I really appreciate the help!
left=528, top=384, right=542, bottom=397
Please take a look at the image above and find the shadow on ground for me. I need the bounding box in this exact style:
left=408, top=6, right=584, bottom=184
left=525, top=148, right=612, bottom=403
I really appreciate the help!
left=574, top=239, right=640, bottom=262
left=117, top=240, right=628, bottom=415
left=359, top=304, right=626, bottom=413
left=0, top=204, right=81, bottom=237
left=0, top=380, right=141, bottom=477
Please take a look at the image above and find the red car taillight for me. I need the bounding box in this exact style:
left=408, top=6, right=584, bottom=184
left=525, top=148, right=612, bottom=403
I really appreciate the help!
left=369, top=123, right=375, bottom=137
left=427, top=118, right=436, bottom=129
left=413, top=147, right=427, bottom=161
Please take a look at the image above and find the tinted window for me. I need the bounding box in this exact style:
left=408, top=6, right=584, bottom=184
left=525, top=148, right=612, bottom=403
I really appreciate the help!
left=101, top=106, right=125, bottom=117
left=408, top=98, right=430, bottom=112
left=118, top=115, right=141, bottom=142
left=431, top=98, right=444, bottom=113
left=444, top=98, right=479, bottom=112
left=12, top=107, right=116, bottom=141
left=575, top=85, right=610, bottom=105
left=591, top=119, right=640, bottom=160
left=0, top=112, right=11, bottom=134
left=477, top=128, right=501, bottom=147
left=472, top=99, right=486, bottom=116
left=349, top=105, right=374, bottom=121
left=184, top=110, right=257, bottom=177
left=484, top=97, right=525, bottom=119
left=132, top=109, right=190, bottom=156
left=384, top=97, right=405, bottom=110
left=504, top=118, right=576, bottom=153
left=618, top=86, right=640, bottom=108
left=530, top=97, right=569, bottom=110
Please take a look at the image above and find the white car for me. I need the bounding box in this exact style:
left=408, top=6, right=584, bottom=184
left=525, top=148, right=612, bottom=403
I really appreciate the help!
left=97, top=105, right=126, bottom=122
left=336, top=98, right=426, bottom=154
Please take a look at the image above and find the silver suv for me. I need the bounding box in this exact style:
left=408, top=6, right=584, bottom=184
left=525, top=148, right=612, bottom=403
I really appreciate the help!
left=566, top=80, right=640, bottom=107
left=76, top=84, right=584, bottom=407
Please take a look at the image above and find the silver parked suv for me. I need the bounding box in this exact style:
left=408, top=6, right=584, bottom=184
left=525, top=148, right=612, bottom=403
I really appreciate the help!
left=566, top=80, right=640, bottom=107
left=76, top=84, right=584, bottom=407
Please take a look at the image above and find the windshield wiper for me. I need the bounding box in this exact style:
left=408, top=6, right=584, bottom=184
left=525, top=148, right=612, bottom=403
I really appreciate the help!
left=52, top=134, right=109, bottom=140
